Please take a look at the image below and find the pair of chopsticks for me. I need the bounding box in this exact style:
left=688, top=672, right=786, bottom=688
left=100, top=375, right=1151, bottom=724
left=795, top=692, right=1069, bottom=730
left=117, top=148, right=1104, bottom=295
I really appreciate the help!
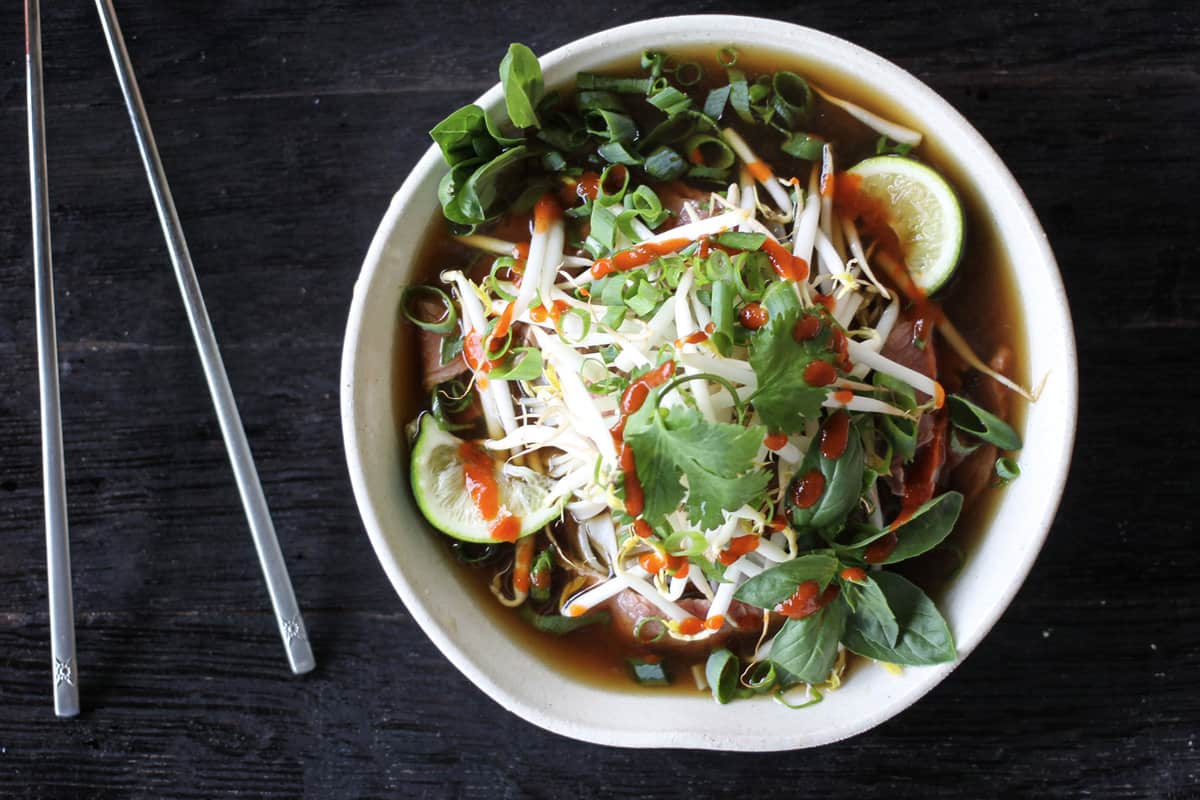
left=25, top=0, right=315, bottom=717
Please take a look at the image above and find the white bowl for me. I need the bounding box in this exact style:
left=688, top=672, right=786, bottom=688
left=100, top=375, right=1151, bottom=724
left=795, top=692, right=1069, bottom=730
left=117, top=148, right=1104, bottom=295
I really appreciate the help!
left=341, top=15, right=1077, bottom=750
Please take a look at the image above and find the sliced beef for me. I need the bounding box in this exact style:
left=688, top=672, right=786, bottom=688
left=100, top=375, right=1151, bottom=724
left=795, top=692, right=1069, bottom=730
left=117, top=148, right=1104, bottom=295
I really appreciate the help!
left=416, top=295, right=467, bottom=392
left=949, top=346, right=1015, bottom=503
left=606, top=591, right=761, bottom=658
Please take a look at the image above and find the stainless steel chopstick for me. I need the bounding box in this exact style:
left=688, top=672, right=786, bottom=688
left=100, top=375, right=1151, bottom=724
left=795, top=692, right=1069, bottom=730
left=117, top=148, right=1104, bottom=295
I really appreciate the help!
left=95, top=0, right=315, bottom=675
left=26, top=0, right=80, bottom=718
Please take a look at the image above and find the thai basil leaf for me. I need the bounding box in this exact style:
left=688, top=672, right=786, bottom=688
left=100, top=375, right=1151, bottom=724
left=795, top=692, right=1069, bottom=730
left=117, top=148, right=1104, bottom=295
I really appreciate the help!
left=437, top=158, right=485, bottom=225
left=786, top=420, right=865, bottom=534
left=429, top=105, right=494, bottom=166
left=770, top=601, right=847, bottom=687
left=881, top=491, right=963, bottom=564
left=842, top=576, right=899, bottom=648
left=498, top=43, right=543, bottom=129
left=842, top=571, right=956, bottom=666
left=518, top=605, right=610, bottom=635
left=734, top=553, right=839, bottom=610
left=459, top=145, right=535, bottom=223
left=874, top=372, right=919, bottom=462
left=948, top=394, right=1022, bottom=450
left=705, top=648, right=741, bottom=704
left=439, top=332, right=463, bottom=366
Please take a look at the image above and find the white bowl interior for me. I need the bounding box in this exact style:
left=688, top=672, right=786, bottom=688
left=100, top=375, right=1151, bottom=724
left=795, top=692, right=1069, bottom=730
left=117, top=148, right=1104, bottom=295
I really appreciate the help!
left=341, top=15, right=1077, bottom=750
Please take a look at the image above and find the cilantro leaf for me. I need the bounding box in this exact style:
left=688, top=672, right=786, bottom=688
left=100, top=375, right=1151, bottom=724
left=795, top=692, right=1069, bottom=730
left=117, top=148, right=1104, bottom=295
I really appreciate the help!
left=748, top=282, right=837, bottom=434
left=624, top=396, right=769, bottom=529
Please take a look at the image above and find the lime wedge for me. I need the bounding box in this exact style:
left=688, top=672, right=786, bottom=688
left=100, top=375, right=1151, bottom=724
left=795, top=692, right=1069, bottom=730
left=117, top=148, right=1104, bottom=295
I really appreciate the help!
left=409, top=414, right=563, bottom=543
left=847, top=156, right=964, bottom=294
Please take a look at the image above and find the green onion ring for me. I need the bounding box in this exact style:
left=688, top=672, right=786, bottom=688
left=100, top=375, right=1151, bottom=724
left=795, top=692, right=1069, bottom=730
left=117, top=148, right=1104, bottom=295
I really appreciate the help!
left=401, top=285, right=458, bottom=335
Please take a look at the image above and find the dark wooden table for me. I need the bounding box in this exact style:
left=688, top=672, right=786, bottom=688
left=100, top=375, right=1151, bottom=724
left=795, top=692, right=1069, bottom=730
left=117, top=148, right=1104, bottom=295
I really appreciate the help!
left=2, top=2, right=1196, bottom=797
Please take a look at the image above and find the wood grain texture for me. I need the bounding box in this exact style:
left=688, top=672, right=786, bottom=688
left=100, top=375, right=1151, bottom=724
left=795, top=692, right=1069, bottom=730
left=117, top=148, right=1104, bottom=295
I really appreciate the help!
left=1, top=1, right=1197, bottom=797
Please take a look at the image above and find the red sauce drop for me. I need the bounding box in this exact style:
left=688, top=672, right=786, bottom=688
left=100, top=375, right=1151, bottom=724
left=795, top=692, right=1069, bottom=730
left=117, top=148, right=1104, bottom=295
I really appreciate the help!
left=462, top=332, right=493, bottom=373
left=791, top=469, right=826, bottom=509
left=864, top=532, right=898, bottom=564
left=489, top=302, right=516, bottom=343
left=830, top=327, right=852, bottom=371
left=533, top=194, right=561, bottom=234
left=632, top=518, right=653, bottom=538
left=619, top=360, right=676, bottom=416
left=512, top=538, right=534, bottom=591
left=834, top=389, right=855, bottom=404
left=769, top=515, right=788, bottom=532
left=764, top=431, right=789, bottom=451
left=746, top=161, right=774, bottom=183
left=591, top=238, right=691, bottom=279
left=840, top=567, right=868, bottom=583
left=459, top=441, right=505, bottom=528
left=675, top=329, right=709, bottom=348
left=678, top=617, right=704, bottom=636
left=624, top=467, right=645, bottom=518
left=738, top=302, right=770, bottom=330
left=812, top=293, right=836, bottom=312
left=512, top=242, right=530, bottom=260
left=718, top=534, right=760, bottom=566
left=490, top=514, right=521, bottom=543
left=803, top=359, right=837, bottom=387
left=762, top=238, right=809, bottom=281
left=528, top=304, right=549, bottom=323
left=777, top=581, right=840, bottom=620
left=792, top=314, right=822, bottom=342
left=819, top=410, right=851, bottom=460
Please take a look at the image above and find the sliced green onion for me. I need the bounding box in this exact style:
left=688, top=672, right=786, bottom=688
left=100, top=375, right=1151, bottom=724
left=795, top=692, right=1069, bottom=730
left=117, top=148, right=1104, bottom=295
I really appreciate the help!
left=648, top=86, right=693, bottom=116
left=782, top=132, right=826, bottom=161
left=433, top=379, right=472, bottom=413
left=705, top=249, right=733, bottom=281
left=995, top=456, right=1021, bottom=484
left=627, top=656, right=671, bottom=686
left=597, top=141, right=643, bottom=166
left=662, top=529, right=707, bottom=557
left=642, top=146, right=688, bottom=181
left=487, top=257, right=519, bottom=301
left=949, top=394, right=1023, bottom=450
left=627, top=185, right=669, bottom=228
left=774, top=684, right=824, bottom=709
left=682, top=134, right=736, bottom=169
left=449, top=540, right=499, bottom=564
left=401, top=285, right=458, bottom=335
left=717, top=46, right=739, bottom=67
left=705, top=649, right=741, bottom=704
left=597, top=164, right=631, bottom=204
left=554, top=306, right=593, bottom=344
left=640, top=50, right=667, bottom=80
left=716, top=231, right=767, bottom=251
left=586, top=109, right=638, bottom=143
left=710, top=279, right=736, bottom=356
left=875, top=135, right=915, bottom=157
left=540, top=150, right=567, bottom=172
left=519, top=605, right=611, bottom=635
left=488, top=346, right=542, bottom=381
left=576, top=89, right=626, bottom=113
left=703, top=84, right=731, bottom=120
left=632, top=616, right=667, bottom=644
left=483, top=323, right=513, bottom=360
left=687, top=166, right=731, bottom=185
left=744, top=661, right=778, bottom=693
left=673, top=61, right=704, bottom=86
left=772, top=71, right=814, bottom=129
left=732, top=251, right=770, bottom=301
left=590, top=201, right=618, bottom=252
left=726, top=67, right=754, bottom=123
left=576, top=72, right=652, bottom=94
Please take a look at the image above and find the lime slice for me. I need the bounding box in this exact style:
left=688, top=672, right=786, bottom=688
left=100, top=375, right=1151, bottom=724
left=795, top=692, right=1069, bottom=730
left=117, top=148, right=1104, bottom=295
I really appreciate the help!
left=409, top=414, right=563, bottom=543
left=847, top=156, right=964, bottom=294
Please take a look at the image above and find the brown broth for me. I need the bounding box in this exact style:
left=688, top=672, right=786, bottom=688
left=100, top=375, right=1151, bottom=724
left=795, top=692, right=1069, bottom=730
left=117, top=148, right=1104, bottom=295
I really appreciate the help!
left=394, top=46, right=1027, bottom=695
